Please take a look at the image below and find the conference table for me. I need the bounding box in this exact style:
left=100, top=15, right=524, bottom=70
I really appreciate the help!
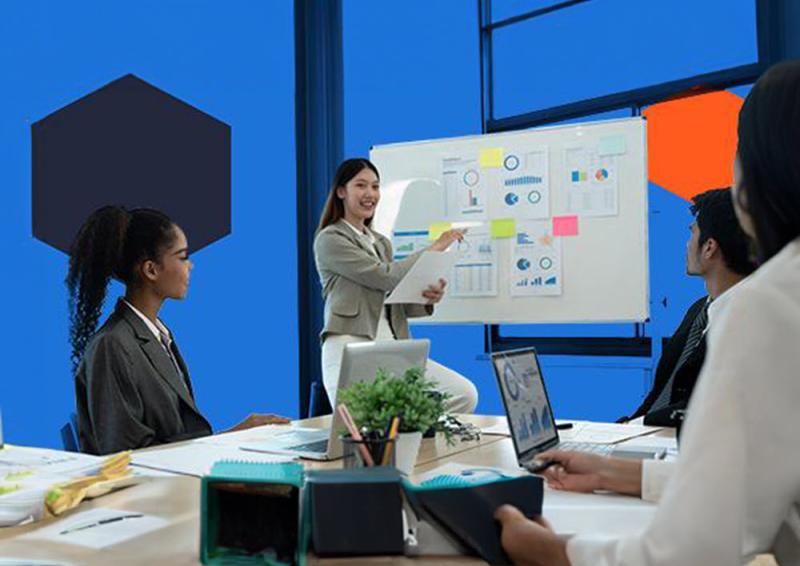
left=0, top=415, right=777, bottom=566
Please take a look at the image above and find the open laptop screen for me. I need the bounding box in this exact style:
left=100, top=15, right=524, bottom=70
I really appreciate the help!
left=491, top=348, right=559, bottom=458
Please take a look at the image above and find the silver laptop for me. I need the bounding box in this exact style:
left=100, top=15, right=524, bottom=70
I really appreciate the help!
left=491, top=347, right=663, bottom=472
left=241, top=339, right=430, bottom=460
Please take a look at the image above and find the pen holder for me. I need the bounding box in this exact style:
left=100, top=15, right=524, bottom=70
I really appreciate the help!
left=341, top=435, right=396, bottom=468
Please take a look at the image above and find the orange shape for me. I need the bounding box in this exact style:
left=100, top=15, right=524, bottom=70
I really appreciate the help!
left=644, top=91, right=743, bottom=201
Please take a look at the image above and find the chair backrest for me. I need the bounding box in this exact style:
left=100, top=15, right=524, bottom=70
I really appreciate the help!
left=60, top=413, right=80, bottom=452
left=309, top=380, right=332, bottom=417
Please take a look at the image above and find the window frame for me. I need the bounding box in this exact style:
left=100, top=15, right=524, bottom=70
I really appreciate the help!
left=478, top=0, right=778, bottom=356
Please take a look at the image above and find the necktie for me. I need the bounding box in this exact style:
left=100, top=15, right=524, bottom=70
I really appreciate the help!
left=160, top=333, right=190, bottom=394
left=649, top=301, right=710, bottom=413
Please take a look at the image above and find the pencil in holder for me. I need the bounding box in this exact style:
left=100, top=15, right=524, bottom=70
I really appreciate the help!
left=341, top=435, right=396, bottom=468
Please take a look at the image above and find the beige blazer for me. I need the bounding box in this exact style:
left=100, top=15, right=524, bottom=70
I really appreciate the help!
left=314, top=219, right=433, bottom=340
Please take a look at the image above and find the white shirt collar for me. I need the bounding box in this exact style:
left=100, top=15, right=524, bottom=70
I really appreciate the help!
left=122, top=299, right=172, bottom=345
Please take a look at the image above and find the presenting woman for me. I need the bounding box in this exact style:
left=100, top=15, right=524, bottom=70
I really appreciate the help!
left=494, top=61, right=800, bottom=565
left=69, top=206, right=288, bottom=455
left=314, top=158, right=479, bottom=413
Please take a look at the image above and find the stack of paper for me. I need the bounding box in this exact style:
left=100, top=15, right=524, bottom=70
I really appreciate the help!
left=0, top=446, right=105, bottom=527
left=132, top=443, right=294, bottom=477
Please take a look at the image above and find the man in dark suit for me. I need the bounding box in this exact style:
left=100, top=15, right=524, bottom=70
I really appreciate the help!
left=621, top=188, right=756, bottom=426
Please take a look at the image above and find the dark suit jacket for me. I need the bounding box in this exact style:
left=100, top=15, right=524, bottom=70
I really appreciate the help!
left=625, top=296, right=708, bottom=426
left=75, top=300, right=212, bottom=455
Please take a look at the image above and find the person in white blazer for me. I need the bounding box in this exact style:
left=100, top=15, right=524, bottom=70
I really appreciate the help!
left=494, top=60, right=800, bottom=566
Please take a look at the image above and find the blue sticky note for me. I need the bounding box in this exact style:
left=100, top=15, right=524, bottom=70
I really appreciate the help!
left=598, top=135, right=626, bottom=156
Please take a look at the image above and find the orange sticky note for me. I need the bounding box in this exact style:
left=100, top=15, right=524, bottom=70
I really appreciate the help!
left=553, top=215, right=579, bottom=237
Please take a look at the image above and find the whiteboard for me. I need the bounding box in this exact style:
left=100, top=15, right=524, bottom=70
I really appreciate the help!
left=370, top=117, right=649, bottom=325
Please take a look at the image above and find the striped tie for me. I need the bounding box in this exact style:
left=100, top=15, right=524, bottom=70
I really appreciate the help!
left=648, top=301, right=710, bottom=413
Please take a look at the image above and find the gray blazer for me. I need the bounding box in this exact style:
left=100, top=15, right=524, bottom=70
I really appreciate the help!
left=314, top=219, right=433, bottom=340
left=75, top=300, right=212, bottom=455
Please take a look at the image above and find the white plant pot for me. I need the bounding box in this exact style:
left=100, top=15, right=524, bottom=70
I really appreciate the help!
left=394, top=431, right=423, bottom=475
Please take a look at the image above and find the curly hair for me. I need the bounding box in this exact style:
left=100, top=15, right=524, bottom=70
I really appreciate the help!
left=66, top=206, right=177, bottom=373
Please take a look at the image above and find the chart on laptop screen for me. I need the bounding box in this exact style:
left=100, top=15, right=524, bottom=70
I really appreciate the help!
left=494, top=353, right=555, bottom=453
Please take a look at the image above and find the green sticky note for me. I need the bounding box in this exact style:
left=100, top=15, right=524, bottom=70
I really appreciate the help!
left=479, top=147, right=504, bottom=168
left=490, top=218, right=516, bottom=239
left=598, top=135, right=626, bottom=156
left=428, top=221, right=452, bottom=241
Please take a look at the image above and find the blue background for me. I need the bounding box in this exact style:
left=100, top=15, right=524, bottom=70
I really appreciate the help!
left=1, top=0, right=755, bottom=447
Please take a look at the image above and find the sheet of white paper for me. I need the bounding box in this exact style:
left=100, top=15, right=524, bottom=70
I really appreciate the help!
left=442, top=156, right=487, bottom=219
left=564, top=145, right=619, bottom=217
left=511, top=221, right=563, bottom=296
left=132, top=443, right=294, bottom=477
left=20, top=508, right=168, bottom=549
left=480, top=421, right=510, bottom=436
left=0, top=446, right=103, bottom=478
left=191, top=424, right=295, bottom=447
left=559, top=420, right=662, bottom=445
left=488, top=147, right=550, bottom=220
left=385, top=250, right=460, bottom=304
left=0, top=559, right=75, bottom=566
left=450, top=227, right=498, bottom=297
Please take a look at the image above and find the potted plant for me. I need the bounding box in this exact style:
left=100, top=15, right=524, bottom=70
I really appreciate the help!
left=337, top=367, right=451, bottom=474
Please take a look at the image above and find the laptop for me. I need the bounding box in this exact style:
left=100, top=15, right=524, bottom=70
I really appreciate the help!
left=491, top=347, right=663, bottom=473
left=241, top=339, right=430, bottom=461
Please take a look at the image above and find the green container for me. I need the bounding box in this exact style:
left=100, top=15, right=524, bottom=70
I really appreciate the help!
left=200, top=461, right=307, bottom=566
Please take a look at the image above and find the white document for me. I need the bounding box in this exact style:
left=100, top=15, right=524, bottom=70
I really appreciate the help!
left=559, top=421, right=662, bottom=445
left=489, top=147, right=550, bottom=220
left=20, top=508, right=168, bottom=549
left=0, top=446, right=103, bottom=478
left=442, top=156, right=487, bottom=219
left=450, top=227, right=498, bottom=297
left=385, top=250, right=460, bottom=304
left=132, top=443, right=294, bottom=477
left=192, top=424, right=294, bottom=447
left=511, top=221, right=563, bottom=297
left=0, top=559, right=76, bottom=565
left=564, top=145, right=618, bottom=217
left=480, top=421, right=510, bottom=436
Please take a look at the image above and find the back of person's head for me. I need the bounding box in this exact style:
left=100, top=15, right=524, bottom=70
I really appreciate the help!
left=317, top=158, right=380, bottom=233
left=66, top=206, right=177, bottom=372
left=737, top=59, right=800, bottom=261
left=690, top=188, right=756, bottom=276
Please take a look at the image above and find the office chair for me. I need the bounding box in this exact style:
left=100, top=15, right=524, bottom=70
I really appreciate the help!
left=60, top=413, right=80, bottom=452
left=308, top=380, right=332, bottom=417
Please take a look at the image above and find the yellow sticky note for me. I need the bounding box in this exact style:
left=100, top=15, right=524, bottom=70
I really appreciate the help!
left=490, top=218, right=516, bottom=239
left=428, top=221, right=452, bottom=241
left=479, top=147, right=503, bottom=168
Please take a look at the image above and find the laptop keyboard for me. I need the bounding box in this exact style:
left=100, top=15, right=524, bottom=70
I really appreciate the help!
left=285, top=439, right=328, bottom=453
left=559, top=441, right=613, bottom=455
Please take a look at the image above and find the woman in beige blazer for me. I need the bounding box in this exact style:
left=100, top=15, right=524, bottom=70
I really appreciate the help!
left=313, top=158, right=478, bottom=414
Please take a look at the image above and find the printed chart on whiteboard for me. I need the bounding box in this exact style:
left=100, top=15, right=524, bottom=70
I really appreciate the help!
left=564, top=145, right=618, bottom=217
left=510, top=221, right=562, bottom=297
left=450, top=227, right=498, bottom=297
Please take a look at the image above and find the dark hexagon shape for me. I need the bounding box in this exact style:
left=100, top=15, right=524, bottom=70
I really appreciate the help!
left=32, top=74, right=231, bottom=254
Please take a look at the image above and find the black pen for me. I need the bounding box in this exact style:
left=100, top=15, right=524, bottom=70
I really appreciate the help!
left=528, top=460, right=560, bottom=474
left=556, top=422, right=573, bottom=430
left=59, top=513, right=143, bottom=535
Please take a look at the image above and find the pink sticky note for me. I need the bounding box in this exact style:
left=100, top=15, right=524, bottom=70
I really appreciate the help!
left=553, top=215, right=579, bottom=237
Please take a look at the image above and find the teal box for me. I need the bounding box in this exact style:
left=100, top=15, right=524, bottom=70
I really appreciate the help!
left=200, top=461, right=307, bottom=566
